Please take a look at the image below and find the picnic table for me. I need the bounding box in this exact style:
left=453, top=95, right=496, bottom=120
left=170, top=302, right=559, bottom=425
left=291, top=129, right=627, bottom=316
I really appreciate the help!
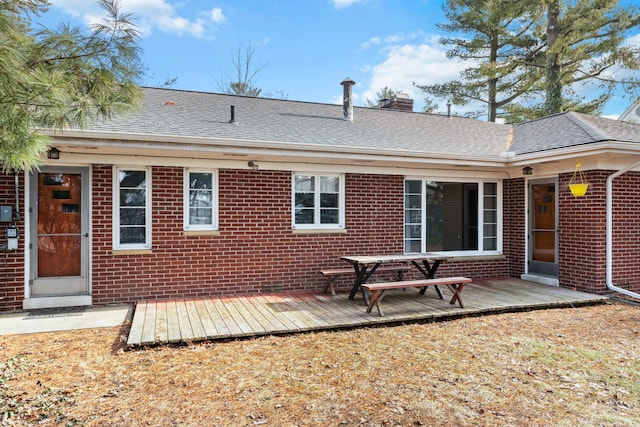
left=341, top=253, right=451, bottom=302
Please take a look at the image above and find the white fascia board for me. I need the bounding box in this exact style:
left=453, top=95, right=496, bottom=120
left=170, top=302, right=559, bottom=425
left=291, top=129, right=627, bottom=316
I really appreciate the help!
left=47, top=129, right=508, bottom=168
left=506, top=142, right=640, bottom=166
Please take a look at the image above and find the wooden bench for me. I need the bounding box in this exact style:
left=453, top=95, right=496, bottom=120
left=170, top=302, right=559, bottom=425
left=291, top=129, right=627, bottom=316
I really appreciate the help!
left=320, top=265, right=411, bottom=296
left=362, top=276, right=472, bottom=316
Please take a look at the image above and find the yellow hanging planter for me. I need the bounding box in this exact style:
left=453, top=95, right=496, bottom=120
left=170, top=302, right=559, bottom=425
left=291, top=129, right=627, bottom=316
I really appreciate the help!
left=568, top=161, right=589, bottom=197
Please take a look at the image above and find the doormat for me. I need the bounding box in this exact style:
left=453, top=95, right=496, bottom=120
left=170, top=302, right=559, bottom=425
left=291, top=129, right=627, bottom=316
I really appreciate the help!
left=24, top=307, right=86, bottom=320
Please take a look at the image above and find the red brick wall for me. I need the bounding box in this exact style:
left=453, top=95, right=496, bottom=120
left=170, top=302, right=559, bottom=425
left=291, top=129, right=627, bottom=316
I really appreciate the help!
left=90, top=167, right=510, bottom=305
left=0, top=167, right=517, bottom=310
left=557, top=169, right=640, bottom=294
left=0, top=173, right=25, bottom=311
left=504, top=178, right=526, bottom=277
left=92, top=168, right=413, bottom=304
left=609, top=171, right=640, bottom=293
left=558, top=170, right=607, bottom=292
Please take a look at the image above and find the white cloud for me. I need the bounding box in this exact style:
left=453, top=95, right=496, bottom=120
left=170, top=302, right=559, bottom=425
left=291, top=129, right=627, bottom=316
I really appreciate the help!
left=49, top=0, right=225, bottom=39
left=331, top=0, right=364, bottom=9
left=361, top=37, right=381, bottom=49
left=359, top=35, right=468, bottom=110
left=210, top=7, right=225, bottom=24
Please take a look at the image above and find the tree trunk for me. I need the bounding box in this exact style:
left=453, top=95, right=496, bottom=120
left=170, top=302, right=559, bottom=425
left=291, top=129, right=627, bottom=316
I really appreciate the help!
left=545, top=0, right=562, bottom=115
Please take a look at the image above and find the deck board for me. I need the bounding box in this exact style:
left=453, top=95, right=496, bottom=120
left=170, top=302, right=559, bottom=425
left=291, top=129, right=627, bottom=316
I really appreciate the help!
left=175, top=299, right=194, bottom=340
left=154, top=300, right=168, bottom=344
left=185, top=299, right=207, bottom=341
left=202, top=298, right=231, bottom=338
left=193, top=298, right=219, bottom=338
left=218, top=297, right=254, bottom=335
left=166, top=300, right=182, bottom=343
left=139, top=301, right=156, bottom=346
left=127, top=278, right=609, bottom=347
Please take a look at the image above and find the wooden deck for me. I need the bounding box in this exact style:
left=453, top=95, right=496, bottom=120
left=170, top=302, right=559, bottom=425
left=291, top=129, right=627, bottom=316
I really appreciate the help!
left=126, top=278, right=608, bottom=347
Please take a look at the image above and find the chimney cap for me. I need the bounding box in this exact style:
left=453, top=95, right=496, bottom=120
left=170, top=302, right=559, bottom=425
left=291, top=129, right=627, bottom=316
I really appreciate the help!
left=340, top=77, right=356, bottom=86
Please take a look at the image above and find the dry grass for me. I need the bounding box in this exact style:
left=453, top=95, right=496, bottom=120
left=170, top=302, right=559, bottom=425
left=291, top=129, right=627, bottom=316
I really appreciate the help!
left=1, top=301, right=639, bottom=426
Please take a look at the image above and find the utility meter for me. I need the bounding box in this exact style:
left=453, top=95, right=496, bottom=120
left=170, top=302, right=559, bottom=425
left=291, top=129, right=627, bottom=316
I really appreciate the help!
left=5, top=226, right=18, bottom=250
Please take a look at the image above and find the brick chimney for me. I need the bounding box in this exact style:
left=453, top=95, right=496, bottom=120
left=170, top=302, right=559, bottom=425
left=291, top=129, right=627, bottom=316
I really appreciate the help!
left=340, top=77, right=356, bottom=121
left=380, top=92, right=414, bottom=112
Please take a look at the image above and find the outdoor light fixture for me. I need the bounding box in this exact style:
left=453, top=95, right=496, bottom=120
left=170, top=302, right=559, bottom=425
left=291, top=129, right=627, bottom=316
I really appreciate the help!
left=522, top=166, right=533, bottom=176
left=248, top=161, right=259, bottom=170
left=47, top=147, right=60, bottom=160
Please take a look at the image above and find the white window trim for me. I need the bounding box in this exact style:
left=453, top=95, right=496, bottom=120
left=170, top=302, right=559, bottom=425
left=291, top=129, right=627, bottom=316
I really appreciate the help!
left=184, top=168, right=219, bottom=231
left=292, top=172, right=345, bottom=230
left=113, top=166, right=152, bottom=250
left=404, top=177, right=502, bottom=255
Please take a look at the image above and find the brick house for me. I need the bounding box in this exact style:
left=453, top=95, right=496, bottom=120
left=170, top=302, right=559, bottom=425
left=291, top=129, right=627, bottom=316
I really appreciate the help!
left=1, top=82, right=640, bottom=311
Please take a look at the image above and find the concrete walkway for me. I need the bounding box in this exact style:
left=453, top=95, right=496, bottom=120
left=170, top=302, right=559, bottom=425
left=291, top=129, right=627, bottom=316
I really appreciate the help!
left=0, top=305, right=133, bottom=335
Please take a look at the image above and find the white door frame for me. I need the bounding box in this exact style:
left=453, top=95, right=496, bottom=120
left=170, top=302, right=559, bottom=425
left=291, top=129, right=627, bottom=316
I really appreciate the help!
left=24, top=166, right=92, bottom=309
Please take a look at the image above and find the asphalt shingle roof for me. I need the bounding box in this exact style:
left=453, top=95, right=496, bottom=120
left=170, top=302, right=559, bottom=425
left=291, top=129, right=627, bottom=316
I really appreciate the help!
left=87, top=87, right=640, bottom=159
left=512, top=111, right=640, bottom=154
left=90, top=87, right=511, bottom=158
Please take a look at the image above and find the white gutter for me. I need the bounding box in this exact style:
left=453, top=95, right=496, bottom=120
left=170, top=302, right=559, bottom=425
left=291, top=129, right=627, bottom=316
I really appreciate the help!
left=606, top=159, right=640, bottom=299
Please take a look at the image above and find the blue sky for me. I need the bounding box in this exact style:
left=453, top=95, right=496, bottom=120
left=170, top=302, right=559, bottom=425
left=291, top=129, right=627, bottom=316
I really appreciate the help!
left=39, top=0, right=639, bottom=119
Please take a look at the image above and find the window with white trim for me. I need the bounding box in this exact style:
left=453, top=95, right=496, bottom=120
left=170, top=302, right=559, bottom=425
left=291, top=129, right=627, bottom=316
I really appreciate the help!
left=184, top=169, right=218, bottom=230
left=114, top=167, right=151, bottom=249
left=404, top=179, right=500, bottom=253
left=293, top=173, right=344, bottom=229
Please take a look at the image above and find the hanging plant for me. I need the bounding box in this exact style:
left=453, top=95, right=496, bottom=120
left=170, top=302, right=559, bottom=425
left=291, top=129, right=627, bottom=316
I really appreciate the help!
left=568, top=161, right=589, bottom=197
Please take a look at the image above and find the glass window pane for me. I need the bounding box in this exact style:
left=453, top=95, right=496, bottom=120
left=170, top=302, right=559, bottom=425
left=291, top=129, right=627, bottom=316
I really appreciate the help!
left=405, top=239, right=422, bottom=253
left=484, top=237, right=497, bottom=251
left=320, top=193, right=338, bottom=208
left=120, top=227, right=145, bottom=244
left=190, top=173, right=212, bottom=190
left=405, top=194, right=422, bottom=209
left=295, top=208, right=314, bottom=224
left=484, top=197, right=497, bottom=209
left=190, top=208, right=212, bottom=225
left=484, top=210, right=497, bottom=223
left=320, top=176, right=339, bottom=193
left=120, top=208, right=146, bottom=225
left=295, top=176, right=314, bottom=192
left=119, top=170, right=146, bottom=188
left=484, top=182, right=497, bottom=196
left=405, top=224, right=422, bottom=239
left=405, top=180, right=421, bottom=193
left=320, top=209, right=339, bottom=224
left=405, top=210, right=421, bottom=223
left=120, top=189, right=146, bottom=207
left=190, top=190, right=212, bottom=208
left=295, top=193, right=314, bottom=208
left=484, top=224, right=497, bottom=237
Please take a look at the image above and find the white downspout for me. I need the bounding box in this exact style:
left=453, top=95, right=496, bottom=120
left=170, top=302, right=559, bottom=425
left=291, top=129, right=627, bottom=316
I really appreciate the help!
left=606, top=160, right=640, bottom=299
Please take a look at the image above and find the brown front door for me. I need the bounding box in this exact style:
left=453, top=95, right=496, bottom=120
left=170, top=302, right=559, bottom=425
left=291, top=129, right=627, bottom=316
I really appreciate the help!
left=30, top=169, right=89, bottom=296
left=529, top=180, right=558, bottom=277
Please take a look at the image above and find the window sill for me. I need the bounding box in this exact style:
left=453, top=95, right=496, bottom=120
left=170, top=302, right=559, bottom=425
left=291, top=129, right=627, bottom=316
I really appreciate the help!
left=291, top=228, right=347, bottom=234
left=292, top=228, right=347, bottom=235
left=447, top=253, right=506, bottom=262
left=183, top=230, right=220, bottom=237
left=112, top=249, right=153, bottom=256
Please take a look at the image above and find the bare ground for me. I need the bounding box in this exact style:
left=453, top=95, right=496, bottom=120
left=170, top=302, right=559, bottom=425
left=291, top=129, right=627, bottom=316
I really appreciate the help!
left=1, top=301, right=639, bottom=426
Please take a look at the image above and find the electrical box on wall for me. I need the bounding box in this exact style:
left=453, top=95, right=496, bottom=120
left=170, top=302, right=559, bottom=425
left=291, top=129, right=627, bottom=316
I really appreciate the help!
left=0, top=206, right=11, bottom=222
left=5, top=226, right=18, bottom=250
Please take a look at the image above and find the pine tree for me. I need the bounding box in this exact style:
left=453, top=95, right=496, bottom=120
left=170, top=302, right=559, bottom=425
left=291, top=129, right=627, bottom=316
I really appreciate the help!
left=0, top=0, right=142, bottom=172
left=415, top=0, right=541, bottom=122
left=417, top=0, right=640, bottom=122
left=541, top=0, right=640, bottom=116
